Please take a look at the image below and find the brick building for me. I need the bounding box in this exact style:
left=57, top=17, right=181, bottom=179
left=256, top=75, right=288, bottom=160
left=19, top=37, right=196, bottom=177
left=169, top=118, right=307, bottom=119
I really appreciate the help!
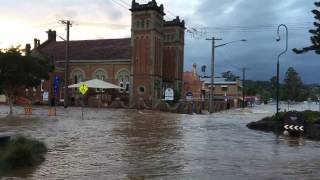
left=29, top=0, right=185, bottom=107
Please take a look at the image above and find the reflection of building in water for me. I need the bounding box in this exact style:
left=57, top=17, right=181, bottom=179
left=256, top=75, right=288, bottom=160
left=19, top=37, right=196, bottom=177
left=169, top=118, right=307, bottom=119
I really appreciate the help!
left=113, top=111, right=184, bottom=179
left=27, top=0, right=185, bottom=107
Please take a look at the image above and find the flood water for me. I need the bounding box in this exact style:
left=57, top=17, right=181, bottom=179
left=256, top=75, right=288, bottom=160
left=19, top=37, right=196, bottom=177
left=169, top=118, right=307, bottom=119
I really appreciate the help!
left=0, top=103, right=319, bottom=179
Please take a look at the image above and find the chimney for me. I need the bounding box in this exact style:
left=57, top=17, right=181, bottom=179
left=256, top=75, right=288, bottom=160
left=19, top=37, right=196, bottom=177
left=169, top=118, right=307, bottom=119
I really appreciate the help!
left=25, top=44, right=31, bottom=55
left=37, top=39, right=40, bottom=47
left=47, top=29, right=56, bottom=41
left=192, top=63, right=197, bottom=77
left=34, top=38, right=38, bottom=49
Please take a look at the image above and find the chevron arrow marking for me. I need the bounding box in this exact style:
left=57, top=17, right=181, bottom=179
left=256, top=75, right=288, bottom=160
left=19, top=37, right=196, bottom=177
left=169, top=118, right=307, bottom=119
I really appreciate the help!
left=299, top=126, right=304, bottom=131
left=294, top=126, right=299, bottom=131
left=284, top=125, right=289, bottom=130
left=289, top=125, right=294, bottom=130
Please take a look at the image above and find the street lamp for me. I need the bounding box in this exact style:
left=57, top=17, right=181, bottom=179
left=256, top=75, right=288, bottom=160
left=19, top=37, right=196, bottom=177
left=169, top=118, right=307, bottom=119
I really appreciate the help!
left=206, top=38, right=247, bottom=113
left=276, top=24, right=288, bottom=116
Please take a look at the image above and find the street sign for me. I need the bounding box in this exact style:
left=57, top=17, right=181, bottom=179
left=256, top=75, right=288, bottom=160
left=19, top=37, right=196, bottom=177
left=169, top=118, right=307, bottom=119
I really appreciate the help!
left=284, top=112, right=305, bottom=133
left=79, top=83, right=89, bottom=95
left=43, top=91, right=49, bottom=102
left=186, top=92, right=193, bottom=101
left=165, top=88, right=174, bottom=101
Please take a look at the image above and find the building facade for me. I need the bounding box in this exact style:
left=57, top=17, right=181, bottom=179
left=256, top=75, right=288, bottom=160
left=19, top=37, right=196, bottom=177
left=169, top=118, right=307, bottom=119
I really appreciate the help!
left=29, top=0, right=185, bottom=107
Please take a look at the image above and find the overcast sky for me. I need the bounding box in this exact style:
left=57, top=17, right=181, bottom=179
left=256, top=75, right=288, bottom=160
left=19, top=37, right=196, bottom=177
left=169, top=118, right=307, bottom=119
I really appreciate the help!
left=0, top=0, right=318, bottom=84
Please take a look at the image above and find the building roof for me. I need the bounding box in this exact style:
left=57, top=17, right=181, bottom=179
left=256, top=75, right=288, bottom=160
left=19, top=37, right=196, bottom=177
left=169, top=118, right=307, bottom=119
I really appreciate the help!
left=38, top=38, right=132, bottom=61
left=201, top=77, right=239, bottom=85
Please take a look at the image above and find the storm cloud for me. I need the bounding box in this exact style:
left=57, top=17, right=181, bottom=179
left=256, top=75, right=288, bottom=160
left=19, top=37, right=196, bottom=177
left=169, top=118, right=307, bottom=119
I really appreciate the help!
left=183, top=0, right=318, bottom=84
left=0, top=0, right=318, bottom=83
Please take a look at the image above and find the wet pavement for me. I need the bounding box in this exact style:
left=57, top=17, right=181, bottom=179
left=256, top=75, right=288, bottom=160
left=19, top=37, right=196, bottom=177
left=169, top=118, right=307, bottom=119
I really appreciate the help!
left=0, top=103, right=319, bottom=179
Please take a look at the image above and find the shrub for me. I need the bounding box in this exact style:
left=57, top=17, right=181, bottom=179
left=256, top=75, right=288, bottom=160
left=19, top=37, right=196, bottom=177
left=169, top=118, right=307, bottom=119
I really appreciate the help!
left=0, top=136, right=47, bottom=172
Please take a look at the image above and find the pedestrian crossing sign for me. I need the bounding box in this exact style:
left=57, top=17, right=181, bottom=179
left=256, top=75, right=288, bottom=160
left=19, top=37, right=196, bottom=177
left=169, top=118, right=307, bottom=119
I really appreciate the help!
left=79, top=83, right=89, bottom=95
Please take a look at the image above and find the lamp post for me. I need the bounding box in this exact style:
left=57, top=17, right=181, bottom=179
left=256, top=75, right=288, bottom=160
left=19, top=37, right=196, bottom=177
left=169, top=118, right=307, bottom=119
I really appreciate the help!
left=206, top=38, right=247, bottom=113
left=276, top=24, right=288, bottom=116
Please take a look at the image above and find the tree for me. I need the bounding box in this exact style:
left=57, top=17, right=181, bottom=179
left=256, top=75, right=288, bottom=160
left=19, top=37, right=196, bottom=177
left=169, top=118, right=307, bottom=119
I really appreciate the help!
left=283, top=67, right=303, bottom=101
left=221, top=70, right=239, bottom=81
left=293, top=1, right=320, bottom=54
left=0, top=47, right=52, bottom=115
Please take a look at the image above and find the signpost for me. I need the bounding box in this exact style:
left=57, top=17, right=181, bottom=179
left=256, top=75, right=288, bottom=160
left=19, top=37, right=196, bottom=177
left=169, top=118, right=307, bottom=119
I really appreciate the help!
left=79, top=83, right=89, bottom=120
left=165, top=88, right=174, bottom=101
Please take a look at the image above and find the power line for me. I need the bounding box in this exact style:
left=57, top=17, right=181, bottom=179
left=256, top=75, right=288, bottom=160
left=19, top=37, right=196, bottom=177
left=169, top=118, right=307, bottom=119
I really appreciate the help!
left=111, top=0, right=130, bottom=10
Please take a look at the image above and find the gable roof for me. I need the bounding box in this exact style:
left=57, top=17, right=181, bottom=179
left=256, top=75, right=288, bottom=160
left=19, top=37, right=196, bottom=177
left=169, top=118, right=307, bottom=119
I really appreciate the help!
left=37, top=38, right=132, bottom=61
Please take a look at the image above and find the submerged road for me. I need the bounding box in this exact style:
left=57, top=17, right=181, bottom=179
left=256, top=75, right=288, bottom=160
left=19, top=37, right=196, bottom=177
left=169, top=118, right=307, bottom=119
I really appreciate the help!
left=0, top=104, right=319, bottom=179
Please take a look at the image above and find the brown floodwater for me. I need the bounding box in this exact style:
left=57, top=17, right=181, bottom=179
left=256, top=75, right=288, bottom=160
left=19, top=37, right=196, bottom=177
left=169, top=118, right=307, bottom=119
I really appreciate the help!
left=0, top=104, right=319, bottom=179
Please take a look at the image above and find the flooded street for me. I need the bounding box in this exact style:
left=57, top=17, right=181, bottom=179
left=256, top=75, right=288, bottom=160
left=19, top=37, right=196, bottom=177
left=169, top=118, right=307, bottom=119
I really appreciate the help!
left=0, top=104, right=320, bottom=179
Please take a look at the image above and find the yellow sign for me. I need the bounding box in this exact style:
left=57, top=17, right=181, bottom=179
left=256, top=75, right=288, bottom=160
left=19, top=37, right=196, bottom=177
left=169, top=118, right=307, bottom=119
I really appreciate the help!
left=79, top=83, right=88, bottom=95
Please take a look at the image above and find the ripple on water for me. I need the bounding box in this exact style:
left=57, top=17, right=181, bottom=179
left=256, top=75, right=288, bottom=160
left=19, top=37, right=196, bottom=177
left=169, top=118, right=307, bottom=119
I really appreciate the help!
left=0, top=104, right=319, bottom=179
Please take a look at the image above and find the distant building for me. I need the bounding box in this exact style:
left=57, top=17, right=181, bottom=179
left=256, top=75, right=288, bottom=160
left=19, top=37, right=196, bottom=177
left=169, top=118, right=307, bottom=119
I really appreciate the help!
left=27, top=0, right=185, bottom=107
left=183, top=64, right=243, bottom=108
left=201, top=77, right=243, bottom=108
left=183, top=64, right=204, bottom=100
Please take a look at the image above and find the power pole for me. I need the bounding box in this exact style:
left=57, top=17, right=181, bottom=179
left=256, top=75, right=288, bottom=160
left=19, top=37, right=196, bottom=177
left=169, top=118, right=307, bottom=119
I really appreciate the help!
left=242, top=67, right=246, bottom=108
left=60, top=20, right=72, bottom=108
left=206, top=37, right=222, bottom=113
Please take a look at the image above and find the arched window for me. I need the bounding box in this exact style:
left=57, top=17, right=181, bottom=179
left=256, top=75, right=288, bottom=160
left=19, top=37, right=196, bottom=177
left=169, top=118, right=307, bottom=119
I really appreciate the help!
left=72, top=69, right=85, bottom=84
left=94, top=69, right=107, bottom=81
left=117, top=69, right=130, bottom=93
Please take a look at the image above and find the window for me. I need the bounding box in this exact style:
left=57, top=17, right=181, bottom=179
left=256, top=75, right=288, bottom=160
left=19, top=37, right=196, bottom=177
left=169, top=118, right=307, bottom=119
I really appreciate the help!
left=222, top=87, right=228, bottom=92
left=117, top=69, right=130, bottom=93
left=94, top=69, right=106, bottom=81
left=94, top=69, right=107, bottom=92
left=136, top=21, right=140, bottom=28
left=141, top=20, right=145, bottom=28
left=138, top=86, right=145, bottom=94
left=72, top=69, right=85, bottom=84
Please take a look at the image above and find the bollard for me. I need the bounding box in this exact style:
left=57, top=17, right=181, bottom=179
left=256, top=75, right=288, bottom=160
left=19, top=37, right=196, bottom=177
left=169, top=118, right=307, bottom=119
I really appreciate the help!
left=24, top=106, right=33, bottom=115
left=48, top=107, right=56, bottom=116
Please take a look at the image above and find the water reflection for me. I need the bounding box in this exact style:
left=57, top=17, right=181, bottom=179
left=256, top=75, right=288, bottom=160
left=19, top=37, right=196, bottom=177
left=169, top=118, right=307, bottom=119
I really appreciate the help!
left=279, top=136, right=305, bottom=147
left=113, top=111, right=184, bottom=179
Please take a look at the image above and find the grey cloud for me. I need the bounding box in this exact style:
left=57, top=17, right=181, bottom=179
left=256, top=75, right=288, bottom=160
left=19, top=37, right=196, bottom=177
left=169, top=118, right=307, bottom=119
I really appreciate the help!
left=183, top=0, right=318, bottom=84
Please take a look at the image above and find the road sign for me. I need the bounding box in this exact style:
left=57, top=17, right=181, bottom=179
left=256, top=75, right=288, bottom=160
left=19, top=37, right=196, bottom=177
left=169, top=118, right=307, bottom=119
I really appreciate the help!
left=43, top=91, right=49, bottom=102
left=79, top=83, right=89, bottom=95
left=186, top=92, right=193, bottom=101
left=283, top=111, right=305, bottom=133
left=165, top=88, right=174, bottom=101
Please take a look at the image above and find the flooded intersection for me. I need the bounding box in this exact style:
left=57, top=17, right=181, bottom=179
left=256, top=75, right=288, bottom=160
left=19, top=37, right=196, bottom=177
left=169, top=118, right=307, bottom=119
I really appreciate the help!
left=0, top=105, right=320, bottom=179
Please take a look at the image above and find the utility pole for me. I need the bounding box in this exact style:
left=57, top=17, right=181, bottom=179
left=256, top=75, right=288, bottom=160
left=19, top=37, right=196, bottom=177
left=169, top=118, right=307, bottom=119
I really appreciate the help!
left=60, top=20, right=72, bottom=108
left=242, top=67, right=246, bottom=108
left=206, top=37, right=222, bottom=113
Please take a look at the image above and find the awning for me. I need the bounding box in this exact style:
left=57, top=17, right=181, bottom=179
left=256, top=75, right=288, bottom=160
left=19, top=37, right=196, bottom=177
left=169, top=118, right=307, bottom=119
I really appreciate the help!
left=68, top=79, right=123, bottom=89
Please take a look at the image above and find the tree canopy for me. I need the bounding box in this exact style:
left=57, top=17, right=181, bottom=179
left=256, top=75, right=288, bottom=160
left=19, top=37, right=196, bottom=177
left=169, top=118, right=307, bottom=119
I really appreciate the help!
left=283, top=67, right=303, bottom=101
left=293, top=1, right=320, bottom=54
left=221, top=70, right=239, bottom=81
left=0, top=47, right=53, bottom=115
